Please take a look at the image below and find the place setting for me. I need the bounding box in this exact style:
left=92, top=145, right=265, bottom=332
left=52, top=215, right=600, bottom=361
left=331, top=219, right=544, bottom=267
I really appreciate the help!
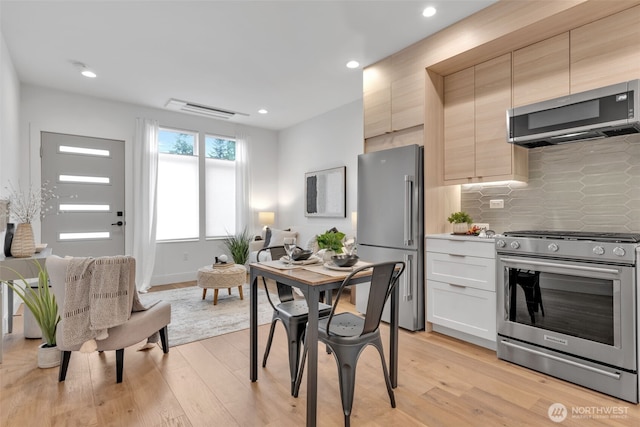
left=303, top=236, right=370, bottom=276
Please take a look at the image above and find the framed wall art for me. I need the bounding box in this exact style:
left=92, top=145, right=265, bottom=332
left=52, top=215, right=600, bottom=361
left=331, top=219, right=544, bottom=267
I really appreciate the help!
left=304, top=166, right=346, bottom=218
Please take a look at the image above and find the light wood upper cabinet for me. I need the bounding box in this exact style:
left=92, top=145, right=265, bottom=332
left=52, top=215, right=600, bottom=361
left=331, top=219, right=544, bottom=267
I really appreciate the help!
left=363, top=57, right=392, bottom=139
left=475, top=54, right=515, bottom=178
left=364, top=43, right=426, bottom=139
left=513, top=33, right=570, bottom=107
left=391, top=72, right=424, bottom=131
left=443, top=54, right=527, bottom=184
left=571, top=5, right=640, bottom=93
left=391, top=43, right=427, bottom=132
left=444, top=67, right=475, bottom=181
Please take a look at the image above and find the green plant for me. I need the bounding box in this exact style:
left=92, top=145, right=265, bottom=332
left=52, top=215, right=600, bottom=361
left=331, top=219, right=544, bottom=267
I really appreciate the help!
left=316, top=228, right=345, bottom=253
left=447, top=211, right=473, bottom=224
left=223, top=228, right=252, bottom=265
left=1, top=262, right=59, bottom=346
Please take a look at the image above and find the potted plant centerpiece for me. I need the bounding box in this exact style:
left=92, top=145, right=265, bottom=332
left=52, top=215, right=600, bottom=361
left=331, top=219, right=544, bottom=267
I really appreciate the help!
left=223, top=228, right=252, bottom=265
left=1, top=261, right=60, bottom=368
left=448, top=211, right=473, bottom=234
left=315, top=228, right=345, bottom=262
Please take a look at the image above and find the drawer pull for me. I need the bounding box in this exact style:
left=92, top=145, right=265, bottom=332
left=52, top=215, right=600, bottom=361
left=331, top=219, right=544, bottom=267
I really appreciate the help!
left=448, top=253, right=466, bottom=258
left=448, top=283, right=467, bottom=289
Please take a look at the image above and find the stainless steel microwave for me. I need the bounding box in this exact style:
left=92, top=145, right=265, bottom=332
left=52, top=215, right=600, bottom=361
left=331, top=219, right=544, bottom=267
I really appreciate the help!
left=507, top=79, right=640, bottom=148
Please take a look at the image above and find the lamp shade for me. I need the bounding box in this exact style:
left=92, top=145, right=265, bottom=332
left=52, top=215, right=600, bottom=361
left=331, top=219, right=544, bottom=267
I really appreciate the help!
left=258, top=211, right=275, bottom=226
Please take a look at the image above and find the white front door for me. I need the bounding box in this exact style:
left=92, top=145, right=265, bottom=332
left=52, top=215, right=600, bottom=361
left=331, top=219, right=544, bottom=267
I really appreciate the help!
left=41, top=132, right=125, bottom=257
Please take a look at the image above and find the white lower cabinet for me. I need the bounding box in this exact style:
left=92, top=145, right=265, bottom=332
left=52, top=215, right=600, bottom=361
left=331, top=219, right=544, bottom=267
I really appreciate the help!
left=426, top=235, right=496, bottom=349
left=427, top=281, right=496, bottom=341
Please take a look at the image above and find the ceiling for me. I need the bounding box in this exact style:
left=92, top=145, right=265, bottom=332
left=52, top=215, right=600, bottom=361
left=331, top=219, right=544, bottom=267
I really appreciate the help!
left=1, top=0, right=497, bottom=131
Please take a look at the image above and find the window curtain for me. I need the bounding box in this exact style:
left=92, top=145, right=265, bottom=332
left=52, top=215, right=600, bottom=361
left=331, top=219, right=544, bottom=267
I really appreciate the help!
left=133, top=118, right=159, bottom=291
left=235, top=129, right=253, bottom=233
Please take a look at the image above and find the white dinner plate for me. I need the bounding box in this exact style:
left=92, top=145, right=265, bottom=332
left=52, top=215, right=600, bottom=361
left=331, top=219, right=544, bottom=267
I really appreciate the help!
left=323, top=262, right=355, bottom=271
left=280, top=255, right=322, bottom=265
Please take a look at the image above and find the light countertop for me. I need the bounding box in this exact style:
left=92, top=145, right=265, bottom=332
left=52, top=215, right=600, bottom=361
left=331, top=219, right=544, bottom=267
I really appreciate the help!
left=426, top=233, right=496, bottom=243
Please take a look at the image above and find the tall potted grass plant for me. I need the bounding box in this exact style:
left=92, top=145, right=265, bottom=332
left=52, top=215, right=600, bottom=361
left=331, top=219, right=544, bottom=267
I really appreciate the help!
left=223, top=228, right=252, bottom=265
left=1, top=261, right=60, bottom=368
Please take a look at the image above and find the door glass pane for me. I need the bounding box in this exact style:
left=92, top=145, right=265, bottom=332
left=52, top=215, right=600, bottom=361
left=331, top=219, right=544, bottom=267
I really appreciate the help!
left=59, top=174, right=110, bottom=184
left=59, top=231, right=110, bottom=240
left=59, top=145, right=110, bottom=157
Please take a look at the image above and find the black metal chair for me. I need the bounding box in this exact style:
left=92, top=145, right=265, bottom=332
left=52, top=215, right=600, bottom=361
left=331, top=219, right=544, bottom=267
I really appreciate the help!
left=293, top=261, right=405, bottom=426
left=257, top=245, right=332, bottom=395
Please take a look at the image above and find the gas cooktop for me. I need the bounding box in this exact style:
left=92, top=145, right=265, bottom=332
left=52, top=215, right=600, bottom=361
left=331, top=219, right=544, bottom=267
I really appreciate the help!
left=503, top=230, right=640, bottom=243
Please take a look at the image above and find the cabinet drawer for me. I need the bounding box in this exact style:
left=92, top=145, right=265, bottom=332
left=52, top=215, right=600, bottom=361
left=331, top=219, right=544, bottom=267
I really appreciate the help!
left=427, top=280, right=496, bottom=341
left=426, top=238, right=494, bottom=258
left=426, top=252, right=496, bottom=291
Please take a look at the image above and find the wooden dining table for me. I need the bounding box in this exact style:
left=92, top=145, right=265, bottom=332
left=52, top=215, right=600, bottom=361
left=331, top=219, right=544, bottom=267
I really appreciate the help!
left=249, top=260, right=400, bottom=427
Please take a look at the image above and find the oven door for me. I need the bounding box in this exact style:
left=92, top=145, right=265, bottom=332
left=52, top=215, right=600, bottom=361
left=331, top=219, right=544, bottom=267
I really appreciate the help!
left=497, top=255, right=636, bottom=371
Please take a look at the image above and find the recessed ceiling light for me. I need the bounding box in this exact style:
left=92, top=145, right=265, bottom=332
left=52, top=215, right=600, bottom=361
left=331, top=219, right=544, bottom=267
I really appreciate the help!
left=71, top=61, right=97, bottom=78
left=422, top=6, right=437, bottom=17
left=258, top=109, right=268, bottom=114
left=346, top=60, right=360, bottom=69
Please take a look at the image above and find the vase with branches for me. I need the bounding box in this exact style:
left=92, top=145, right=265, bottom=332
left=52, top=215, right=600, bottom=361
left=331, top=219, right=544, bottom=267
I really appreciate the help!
left=3, top=181, right=60, bottom=257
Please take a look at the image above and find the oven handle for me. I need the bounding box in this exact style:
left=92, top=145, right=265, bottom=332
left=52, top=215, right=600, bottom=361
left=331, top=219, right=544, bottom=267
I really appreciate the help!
left=500, top=340, right=621, bottom=380
left=499, top=257, right=621, bottom=275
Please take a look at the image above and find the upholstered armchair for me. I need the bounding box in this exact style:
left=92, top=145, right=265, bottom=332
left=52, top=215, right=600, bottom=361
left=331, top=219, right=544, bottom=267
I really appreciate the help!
left=47, top=255, right=171, bottom=383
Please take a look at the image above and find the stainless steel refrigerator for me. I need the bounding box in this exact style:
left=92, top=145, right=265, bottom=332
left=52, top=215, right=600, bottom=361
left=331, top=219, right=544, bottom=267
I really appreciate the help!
left=356, top=144, right=424, bottom=331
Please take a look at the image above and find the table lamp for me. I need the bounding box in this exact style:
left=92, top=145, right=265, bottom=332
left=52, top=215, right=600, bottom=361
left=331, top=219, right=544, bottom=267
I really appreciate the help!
left=258, top=211, right=275, bottom=229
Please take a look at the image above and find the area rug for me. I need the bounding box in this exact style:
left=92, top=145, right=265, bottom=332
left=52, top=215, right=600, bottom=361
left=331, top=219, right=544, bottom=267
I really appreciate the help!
left=139, top=285, right=274, bottom=347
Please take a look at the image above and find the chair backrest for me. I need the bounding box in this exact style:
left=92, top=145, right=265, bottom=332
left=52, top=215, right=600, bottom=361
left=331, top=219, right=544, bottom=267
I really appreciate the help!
left=328, top=261, right=405, bottom=336
left=256, top=245, right=303, bottom=305
left=46, top=255, right=68, bottom=304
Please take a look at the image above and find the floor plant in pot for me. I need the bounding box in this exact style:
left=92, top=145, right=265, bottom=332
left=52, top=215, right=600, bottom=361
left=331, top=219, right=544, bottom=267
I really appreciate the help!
left=223, top=228, right=252, bottom=265
left=1, top=261, right=61, bottom=368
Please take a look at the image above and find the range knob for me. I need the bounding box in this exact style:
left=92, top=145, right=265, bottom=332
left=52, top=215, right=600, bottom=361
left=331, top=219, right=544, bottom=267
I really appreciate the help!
left=613, top=247, right=626, bottom=257
left=510, top=241, right=520, bottom=249
left=593, top=246, right=605, bottom=255
left=548, top=243, right=559, bottom=252
left=496, top=239, right=506, bottom=248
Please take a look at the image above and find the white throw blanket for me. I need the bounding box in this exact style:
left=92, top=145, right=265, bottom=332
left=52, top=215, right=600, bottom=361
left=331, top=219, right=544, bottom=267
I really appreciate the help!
left=61, top=256, right=138, bottom=351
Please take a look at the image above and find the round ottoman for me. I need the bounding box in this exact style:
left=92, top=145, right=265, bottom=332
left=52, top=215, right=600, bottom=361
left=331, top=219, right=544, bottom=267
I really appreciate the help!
left=197, top=264, right=247, bottom=305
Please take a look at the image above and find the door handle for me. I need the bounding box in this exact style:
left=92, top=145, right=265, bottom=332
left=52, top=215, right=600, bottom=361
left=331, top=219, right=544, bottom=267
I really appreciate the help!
left=403, top=254, right=413, bottom=302
left=403, top=175, right=413, bottom=246
left=111, top=221, right=124, bottom=226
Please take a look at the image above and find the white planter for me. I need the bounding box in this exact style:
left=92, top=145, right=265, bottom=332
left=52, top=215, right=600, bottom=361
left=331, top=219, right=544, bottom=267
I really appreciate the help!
left=37, top=343, right=61, bottom=368
left=452, top=223, right=469, bottom=234
left=317, top=249, right=336, bottom=263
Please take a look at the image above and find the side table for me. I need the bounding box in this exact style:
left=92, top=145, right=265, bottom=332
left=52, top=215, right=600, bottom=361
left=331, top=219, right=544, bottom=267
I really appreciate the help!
left=197, top=264, right=246, bottom=305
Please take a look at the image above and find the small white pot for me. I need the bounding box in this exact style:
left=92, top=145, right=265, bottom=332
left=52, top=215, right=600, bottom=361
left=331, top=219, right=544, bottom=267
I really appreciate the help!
left=452, top=223, right=469, bottom=234
left=37, top=343, right=61, bottom=369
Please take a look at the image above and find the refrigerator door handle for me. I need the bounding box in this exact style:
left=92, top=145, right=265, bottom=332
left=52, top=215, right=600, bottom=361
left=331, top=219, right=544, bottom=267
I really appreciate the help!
left=403, top=253, right=413, bottom=302
left=404, top=175, right=413, bottom=246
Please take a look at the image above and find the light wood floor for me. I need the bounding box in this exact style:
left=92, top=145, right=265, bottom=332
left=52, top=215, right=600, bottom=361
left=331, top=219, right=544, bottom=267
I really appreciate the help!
left=2, top=282, right=639, bottom=426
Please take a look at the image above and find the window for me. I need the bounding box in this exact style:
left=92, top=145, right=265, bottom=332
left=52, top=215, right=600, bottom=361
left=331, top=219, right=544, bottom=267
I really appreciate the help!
left=156, top=129, right=199, bottom=240
left=156, top=129, right=237, bottom=241
left=205, top=135, right=236, bottom=238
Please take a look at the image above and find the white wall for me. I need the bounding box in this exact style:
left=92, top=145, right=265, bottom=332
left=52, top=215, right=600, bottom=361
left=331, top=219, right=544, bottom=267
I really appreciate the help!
left=0, top=31, right=22, bottom=332
left=277, top=99, right=363, bottom=240
left=0, top=33, right=21, bottom=197
left=19, top=85, right=279, bottom=285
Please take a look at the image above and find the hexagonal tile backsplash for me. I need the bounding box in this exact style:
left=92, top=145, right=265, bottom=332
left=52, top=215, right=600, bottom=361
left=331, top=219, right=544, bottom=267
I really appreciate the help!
left=461, top=133, right=640, bottom=234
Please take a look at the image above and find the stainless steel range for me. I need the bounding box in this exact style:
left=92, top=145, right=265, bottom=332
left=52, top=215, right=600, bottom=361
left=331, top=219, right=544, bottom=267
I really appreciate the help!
left=496, top=230, right=639, bottom=403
